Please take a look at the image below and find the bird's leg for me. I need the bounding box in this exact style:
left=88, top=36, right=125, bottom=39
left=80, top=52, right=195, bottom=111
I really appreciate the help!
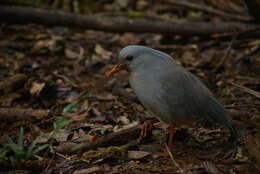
left=152, top=122, right=177, bottom=148
left=137, top=120, right=156, bottom=143
left=167, top=124, right=177, bottom=149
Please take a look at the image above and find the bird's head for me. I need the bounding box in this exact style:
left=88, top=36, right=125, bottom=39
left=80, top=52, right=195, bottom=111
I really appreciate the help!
left=106, top=45, right=174, bottom=76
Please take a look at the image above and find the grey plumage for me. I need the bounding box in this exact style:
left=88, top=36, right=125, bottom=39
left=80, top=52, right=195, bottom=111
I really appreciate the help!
left=118, top=45, right=237, bottom=139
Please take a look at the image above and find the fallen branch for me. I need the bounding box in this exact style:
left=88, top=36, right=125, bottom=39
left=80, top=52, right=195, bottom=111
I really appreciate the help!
left=227, top=109, right=260, bottom=127
left=55, top=125, right=143, bottom=154
left=0, top=159, right=50, bottom=171
left=166, top=0, right=251, bottom=21
left=213, top=34, right=237, bottom=72
left=0, top=108, right=50, bottom=122
left=0, top=74, right=28, bottom=93
left=225, top=103, right=260, bottom=109
left=0, top=5, right=259, bottom=36
left=230, top=82, right=260, bottom=100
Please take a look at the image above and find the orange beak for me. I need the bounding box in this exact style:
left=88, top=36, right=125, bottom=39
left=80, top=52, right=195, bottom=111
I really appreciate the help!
left=106, top=63, right=127, bottom=77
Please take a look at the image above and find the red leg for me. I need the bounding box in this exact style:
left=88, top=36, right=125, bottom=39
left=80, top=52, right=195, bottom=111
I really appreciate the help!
left=167, top=125, right=177, bottom=149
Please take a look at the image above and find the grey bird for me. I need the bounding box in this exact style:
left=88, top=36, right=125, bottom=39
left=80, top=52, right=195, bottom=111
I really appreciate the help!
left=107, top=45, right=237, bottom=145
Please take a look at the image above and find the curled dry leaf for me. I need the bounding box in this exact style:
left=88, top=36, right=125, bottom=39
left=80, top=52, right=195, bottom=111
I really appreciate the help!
left=65, top=46, right=84, bottom=59
left=52, top=129, right=70, bottom=142
left=116, top=115, right=130, bottom=125
left=127, top=150, right=151, bottom=159
left=32, top=39, right=56, bottom=52
left=72, top=166, right=101, bottom=174
left=113, top=121, right=139, bottom=132
left=65, top=48, right=79, bottom=59
left=94, top=44, right=111, bottom=60
left=245, top=134, right=260, bottom=170
left=30, top=82, right=45, bottom=96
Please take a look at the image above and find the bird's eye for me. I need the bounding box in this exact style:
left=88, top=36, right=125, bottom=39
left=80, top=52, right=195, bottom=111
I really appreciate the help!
left=126, top=55, right=134, bottom=61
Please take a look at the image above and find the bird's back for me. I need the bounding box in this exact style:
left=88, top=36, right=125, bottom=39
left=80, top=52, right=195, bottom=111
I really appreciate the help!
left=130, top=56, right=233, bottom=130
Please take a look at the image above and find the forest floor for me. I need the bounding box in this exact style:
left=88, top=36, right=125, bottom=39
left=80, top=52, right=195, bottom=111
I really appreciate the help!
left=0, top=1, right=260, bottom=174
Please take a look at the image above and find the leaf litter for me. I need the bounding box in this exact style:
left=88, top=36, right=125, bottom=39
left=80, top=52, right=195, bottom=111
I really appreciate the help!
left=0, top=5, right=259, bottom=174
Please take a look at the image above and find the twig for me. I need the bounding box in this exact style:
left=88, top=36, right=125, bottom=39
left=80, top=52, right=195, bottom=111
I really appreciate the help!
left=165, top=145, right=185, bottom=174
left=166, top=0, right=250, bottom=21
left=213, top=34, right=237, bottom=72
left=55, top=152, right=73, bottom=160
left=225, top=103, right=260, bottom=109
left=0, top=159, right=50, bottom=171
left=0, top=107, right=50, bottom=122
left=55, top=125, right=143, bottom=154
left=151, top=44, right=197, bottom=51
left=0, top=5, right=259, bottom=36
left=230, top=82, right=260, bottom=100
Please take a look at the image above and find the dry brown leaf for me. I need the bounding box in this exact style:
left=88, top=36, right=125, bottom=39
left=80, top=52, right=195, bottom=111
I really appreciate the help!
left=245, top=134, right=260, bottom=170
left=30, top=82, right=45, bottom=96
left=113, top=121, right=139, bottom=132
left=128, top=150, right=151, bottom=159
left=116, top=115, right=130, bottom=125
left=65, top=46, right=84, bottom=60
left=94, top=44, right=111, bottom=60
left=53, top=129, right=70, bottom=142
left=65, top=48, right=79, bottom=59
left=119, top=33, right=140, bottom=45
left=96, top=93, right=118, bottom=100
left=72, top=166, right=101, bottom=174
left=32, top=39, right=56, bottom=52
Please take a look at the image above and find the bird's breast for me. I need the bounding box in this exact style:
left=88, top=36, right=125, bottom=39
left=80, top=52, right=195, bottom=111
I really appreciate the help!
left=129, top=71, right=174, bottom=123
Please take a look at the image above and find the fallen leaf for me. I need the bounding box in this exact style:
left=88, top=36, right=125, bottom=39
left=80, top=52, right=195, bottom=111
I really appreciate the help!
left=203, top=161, right=219, bottom=174
left=245, top=134, right=260, bottom=169
left=113, top=121, right=139, bottom=132
left=96, top=93, right=118, bottom=100
left=30, top=82, right=45, bottom=96
left=72, top=166, right=101, bottom=174
left=94, top=44, right=111, bottom=60
left=65, top=48, right=79, bottom=59
left=128, top=150, right=151, bottom=159
left=116, top=115, right=130, bottom=125
left=52, top=129, right=70, bottom=142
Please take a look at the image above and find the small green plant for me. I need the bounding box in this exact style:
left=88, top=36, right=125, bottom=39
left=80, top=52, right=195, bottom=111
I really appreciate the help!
left=62, top=92, right=91, bottom=115
left=0, top=127, right=49, bottom=163
left=0, top=118, right=72, bottom=164
left=49, top=117, right=72, bottom=138
left=235, top=155, right=249, bottom=163
left=189, top=11, right=203, bottom=18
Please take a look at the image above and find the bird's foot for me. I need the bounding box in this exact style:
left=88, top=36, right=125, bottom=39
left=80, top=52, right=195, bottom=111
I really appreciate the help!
left=137, top=120, right=155, bottom=143
left=167, top=125, right=178, bottom=149
left=153, top=123, right=178, bottom=149
left=153, top=122, right=170, bottom=131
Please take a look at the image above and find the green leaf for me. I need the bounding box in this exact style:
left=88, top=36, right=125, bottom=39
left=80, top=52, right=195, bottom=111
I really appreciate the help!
left=0, top=147, right=9, bottom=160
left=189, top=11, right=203, bottom=18
left=53, top=118, right=72, bottom=130
left=6, top=144, right=19, bottom=153
left=3, top=135, right=14, bottom=144
left=62, top=100, right=78, bottom=115
left=235, top=156, right=249, bottom=162
left=17, top=127, right=24, bottom=150
left=15, top=151, right=27, bottom=162
left=128, top=10, right=145, bottom=18
left=32, top=144, right=50, bottom=154
left=27, top=136, right=41, bottom=154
